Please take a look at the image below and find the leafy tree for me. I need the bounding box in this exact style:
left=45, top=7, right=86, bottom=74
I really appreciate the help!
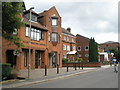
left=109, top=47, right=120, bottom=61
left=2, top=2, right=25, bottom=47
left=89, top=37, right=98, bottom=62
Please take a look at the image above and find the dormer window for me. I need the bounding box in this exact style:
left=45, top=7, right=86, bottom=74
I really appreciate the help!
left=52, top=18, right=58, bottom=26
left=31, top=14, right=37, bottom=22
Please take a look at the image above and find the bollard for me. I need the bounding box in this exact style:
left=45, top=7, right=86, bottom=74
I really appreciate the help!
left=82, top=63, right=83, bottom=70
left=75, top=63, right=77, bottom=71
left=57, top=64, right=59, bottom=74
left=45, top=65, right=47, bottom=76
left=67, top=63, right=68, bottom=72
left=79, top=62, right=80, bottom=69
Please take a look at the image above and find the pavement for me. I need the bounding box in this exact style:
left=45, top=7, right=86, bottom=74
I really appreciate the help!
left=1, top=65, right=111, bottom=89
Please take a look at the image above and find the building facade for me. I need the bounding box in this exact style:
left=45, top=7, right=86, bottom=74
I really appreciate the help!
left=2, top=6, right=63, bottom=70
left=62, top=28, right=76, bottom=61
left=39, top=6, right=62, bottom=68
left=76, top=34, right=89, bottom=62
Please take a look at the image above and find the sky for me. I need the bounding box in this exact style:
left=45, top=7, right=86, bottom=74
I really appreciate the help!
left=24, top=0, right=118, bottom=44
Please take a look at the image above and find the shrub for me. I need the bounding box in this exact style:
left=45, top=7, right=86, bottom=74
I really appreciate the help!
left=77, top=58, right=83, bottom=62
left=1, top=63, right=12, bottom=80
left=62, top=58, right=69, bottom=63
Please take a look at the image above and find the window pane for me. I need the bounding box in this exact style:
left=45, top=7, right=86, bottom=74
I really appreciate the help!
left=52, top=19, right=57, bottom=26
left=31, top=28, right=34, bottom=39
left=39, top=31, right=41, bottom=40
left=41, top=31, right=44, bottom=40
left=52, top=33, right=57, bottom=42
left=26, top=27, right=29, bottom=36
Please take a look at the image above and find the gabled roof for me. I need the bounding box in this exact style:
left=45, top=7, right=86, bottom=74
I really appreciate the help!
left=38, top=6, right=61, bottom=18
left=62, top=28, right=75, bottom=37
left=48, top=6, right=61, bottom=17
left=76, top=34, right=90, bottom=41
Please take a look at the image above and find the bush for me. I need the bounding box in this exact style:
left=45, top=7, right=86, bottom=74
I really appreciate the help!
left=62, top=58, right=69, bottom=63
left=1, top=63, right=12, bottom=80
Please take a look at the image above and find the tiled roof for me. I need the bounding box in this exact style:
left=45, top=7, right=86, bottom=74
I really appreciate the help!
left=62, top=28, right=75, bottom=37
left=23, top=16, right=47, bottom=31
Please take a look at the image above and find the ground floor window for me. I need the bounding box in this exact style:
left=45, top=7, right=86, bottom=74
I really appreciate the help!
left=24, top=51, right=28, bottom=67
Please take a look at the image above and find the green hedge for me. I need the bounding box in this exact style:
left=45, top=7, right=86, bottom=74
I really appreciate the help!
left=62, top=58, right=69, bottom=63
left=1, top=63, right=12, bottom=80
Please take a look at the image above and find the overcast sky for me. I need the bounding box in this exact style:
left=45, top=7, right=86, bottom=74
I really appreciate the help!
left=24, top=0, right=118, bottom=44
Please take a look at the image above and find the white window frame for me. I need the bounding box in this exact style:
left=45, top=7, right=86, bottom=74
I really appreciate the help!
left=85, top=54, right=89, bottom=57
left=77, top=46, right=81, bottom=51
left=67, top=45, right=70, bottom=51
left=48, top=32, right=50, bottom=42
left=85, top=46, right=89, bottom=51
left=52, top=18, right=58, bottom=26
left=63, top=44, right=67, bottom=50
left=52, top=33, right=58, bottom=42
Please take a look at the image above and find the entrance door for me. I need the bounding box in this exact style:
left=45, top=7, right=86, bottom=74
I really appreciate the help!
left=6, top=50, right=17, bottom=67
left=52, top=52, right=57, bottom=68
left=35, top=51, right=41, bottom=68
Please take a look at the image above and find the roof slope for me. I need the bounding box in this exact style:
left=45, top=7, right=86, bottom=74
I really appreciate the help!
left=62, top=28, right=75, bottom=37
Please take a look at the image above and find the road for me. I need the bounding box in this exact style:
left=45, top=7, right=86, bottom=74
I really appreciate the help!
left=19, top=66, right=118, bottom=88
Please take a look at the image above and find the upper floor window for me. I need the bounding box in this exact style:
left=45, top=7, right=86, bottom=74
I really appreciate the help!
left=73, top=46, right=76, bottom=51
left=85, top=46, right=89, bottom=51
left=67, top=45, right=70, bottom=51
left=72, top=38, right=75, bottom=42
left=64, top=36, right=67, bottom=41
left=52, top=18, right=58, bottom=26
left=26, top=26, right=44, bottom=41
left=77, top=46, right=81, bottom=51
left=67, top=37, right=69, bottom=41
left=63, top=44, right=67, bottom=50
left=31, top=14, right=37, bottom=22
left=48, top=32, right=50, bottom=42
left=52, top=33, right=58, bottom=42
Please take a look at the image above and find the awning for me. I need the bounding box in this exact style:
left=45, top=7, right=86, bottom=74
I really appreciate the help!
left=67, top=51, right=77, bottom=55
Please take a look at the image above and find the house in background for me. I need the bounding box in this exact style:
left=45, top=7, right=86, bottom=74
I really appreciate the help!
left=62, top=28, right=76, bottom=61
left=76, top=34, right=89, bottom=62
left=76, top=34, right=114, bottom=62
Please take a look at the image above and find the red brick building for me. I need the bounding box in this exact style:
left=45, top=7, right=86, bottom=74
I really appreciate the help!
left=2, top=6, right=62, bottom=70
left=99, top=41, right=120, bottom=52
left=76, top=34, right=89, bottom=62
left=62, top=28, right=76, bottom=61
left=39, top=6, right=62, bottom=68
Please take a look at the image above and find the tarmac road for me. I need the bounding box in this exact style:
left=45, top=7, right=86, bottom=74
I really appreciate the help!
left=19, top=66, right=118, bottom=88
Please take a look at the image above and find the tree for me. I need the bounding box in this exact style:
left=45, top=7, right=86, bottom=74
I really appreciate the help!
left=89, top=37, right=98, bottom=62
left=2, top=2, right=25, bottom=47
left=109, top=47, right=120, bottom=62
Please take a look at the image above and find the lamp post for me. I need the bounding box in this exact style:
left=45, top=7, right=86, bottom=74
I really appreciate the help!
left=28, top=7, right=34, bottom=80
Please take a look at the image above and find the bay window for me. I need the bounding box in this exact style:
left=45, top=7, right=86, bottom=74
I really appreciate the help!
left=26, top=26, right=44, bottom=41
left=52, top=33, right=58, bottom=42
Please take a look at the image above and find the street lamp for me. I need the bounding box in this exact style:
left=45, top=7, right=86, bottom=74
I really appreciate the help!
left=28, top=7, right=34, bottom=79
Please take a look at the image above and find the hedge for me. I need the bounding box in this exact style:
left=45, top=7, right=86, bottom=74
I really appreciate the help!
left=1, top=63, right=12, bottom=80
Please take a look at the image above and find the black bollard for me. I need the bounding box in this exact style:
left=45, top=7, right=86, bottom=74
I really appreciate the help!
left=45, top=65, right=47, bottom=76
left=67, top=63, right=68, bottom=72
left=82, top=63, right=83, bottom=70
left=75, top=63, right=77, bottom=70
left=57, top=64, right=59, bottom=74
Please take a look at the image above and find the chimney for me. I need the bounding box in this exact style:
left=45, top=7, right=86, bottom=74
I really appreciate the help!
left=67, top=27, right=71, bottom=32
